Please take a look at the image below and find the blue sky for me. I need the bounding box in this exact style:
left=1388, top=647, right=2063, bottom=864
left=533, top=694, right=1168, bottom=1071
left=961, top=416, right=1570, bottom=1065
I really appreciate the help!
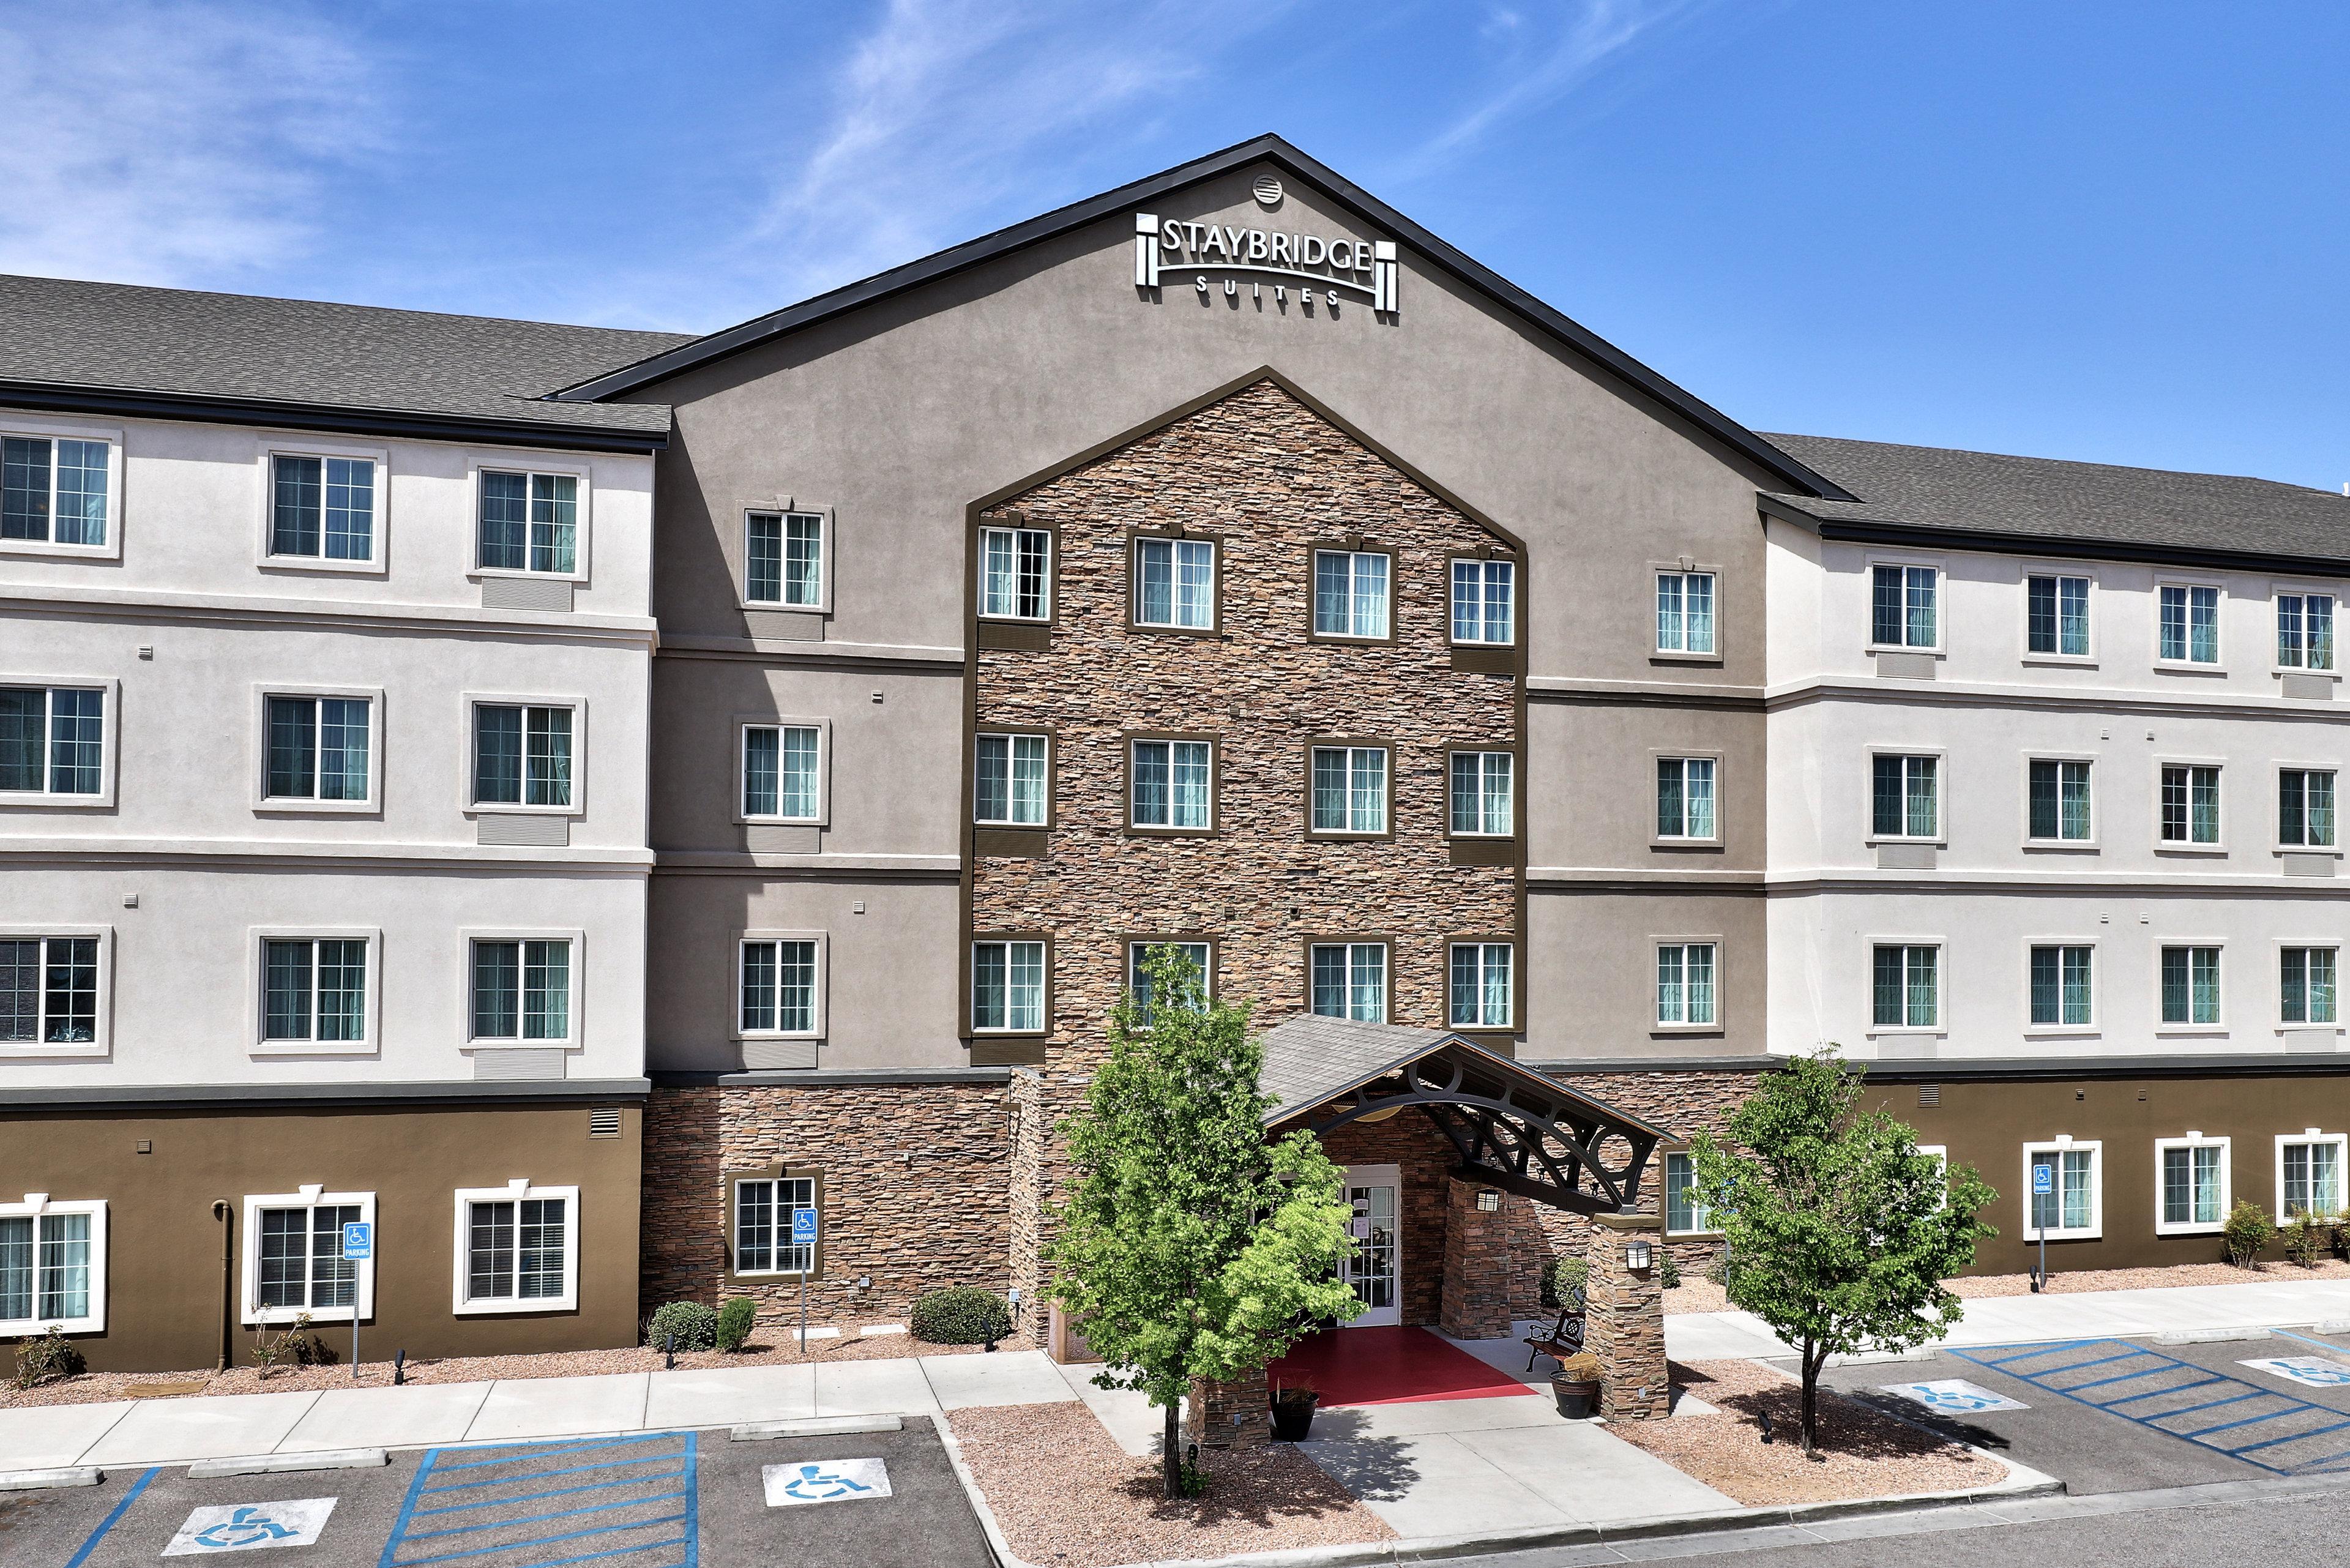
left=2, top=2, right=2344, bottom=488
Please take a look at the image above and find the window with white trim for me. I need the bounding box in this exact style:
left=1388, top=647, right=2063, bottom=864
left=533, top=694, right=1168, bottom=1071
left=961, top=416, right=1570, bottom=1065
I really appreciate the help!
left=979, top=524, right=1051, bottom=621
left=478, top=471, right=577, bottom=573
left=2026, top=573, right=2091, bottom=657
left=1127, top=940, right=1210, bottom=1021
left=244, top=1190, right=373, bottom=1321
left=1664, top=1151, right=1713, bottom=1234
left=747, top=512, right=822, bottom=607
left=740, top=938, right=819, bottom=1036
left=1657, top=943, right=1717, bottom=1026
left=2281, top=947, right=2339, bottom=1025
left=1449, top=751, right=1512, bottom=836
left=742, top=724, right=820, bottom=821
left=1872, top=944, right=1940, bottom=1028
left=1449, top=942, right=1512, bottom=1028
left=1131, top=739, right=1210, bottom=830
left=971, top=940, right=1045, bottom=1032
left=1871, top=755, right=1939, bottom=840
left=2278, top=593, right=2335, bottom=671
left=455, top=1184, right=577, bottom=1312
left=265, top=695, right=371, bottom=803
left=473, top=704, right=573, bottom=808
left=263, top=938, right=369, bottom=1045
left=1655, top=572, right=1715, bottom=654
left=2160, top=946, right=2221, bottom=1026
left=1310, top=943, right=1387, bottom=1023
left=974, top=733, right=1046, bottom=826
left=0, top=936, right=99, bottom=1047
left=1656, top=758, right=1717, bottom=840
left=2280, top=769, right=2337, bottom=848
left=2028, top=944, right=2094, bottom=1028
left=269, top=455, right=376, bottom=562
left=2027, top=759, right=2093, bottom=842
left=0, top=686, right=103, bottom=796
left=2278, top=1133, right=2347, bottom=1222
left=1313, top=550, right=1390, bottom=639
left=2, top=435, right=108, bottom=547
left=1870, top=564, right=1937, bottom=648
left=0, top=1198, right=105, bottom=1334
left=734, top=1176, right=816, bottom=1275
left=471, top=938, right=572, bottom=1043
left=1452, top=559, right=1515, bottom=644
left=2160, top=765, right=2220, bottom=846
left=2156, top=1137, right=2228, bottom=1233
left=1134, top=537, right=1214, bottom=629
left=2160, top=583, right=2220, bottom=664
left=2024, top=1141, right=2100, bottom=1239
left=1310, top=746, right=1388, bottom=834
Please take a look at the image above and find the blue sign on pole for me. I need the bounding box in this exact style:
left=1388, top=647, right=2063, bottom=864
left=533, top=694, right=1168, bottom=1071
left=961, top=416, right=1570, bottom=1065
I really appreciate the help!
left=342, top=1221, right=373, bottom=1260
left=2031, top=1164, right=2053, bottom=1197
left=791, top=1209, right=820, bottom=1245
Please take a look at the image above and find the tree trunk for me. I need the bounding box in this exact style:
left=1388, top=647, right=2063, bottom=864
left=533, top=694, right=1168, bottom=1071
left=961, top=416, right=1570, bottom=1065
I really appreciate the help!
left=1163, top=1397, right=1182, bottom=1499
left=1800, top=1335, right=1819, bottom=1456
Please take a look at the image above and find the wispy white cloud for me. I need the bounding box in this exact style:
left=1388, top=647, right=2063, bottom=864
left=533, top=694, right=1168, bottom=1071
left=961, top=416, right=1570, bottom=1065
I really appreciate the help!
left=0, top=1, right=389, bottom=287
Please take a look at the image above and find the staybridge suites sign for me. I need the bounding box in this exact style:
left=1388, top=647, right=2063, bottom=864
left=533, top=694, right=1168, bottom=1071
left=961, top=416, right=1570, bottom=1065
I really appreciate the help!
left=1134, top=212, right=1400, bottom=315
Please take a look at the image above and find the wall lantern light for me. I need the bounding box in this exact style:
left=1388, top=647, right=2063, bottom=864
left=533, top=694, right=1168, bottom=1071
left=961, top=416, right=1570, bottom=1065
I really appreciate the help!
left=1476, top=1190, right=1501, bottom=1212
left=1624, top=1238, right=1654, bottom=1273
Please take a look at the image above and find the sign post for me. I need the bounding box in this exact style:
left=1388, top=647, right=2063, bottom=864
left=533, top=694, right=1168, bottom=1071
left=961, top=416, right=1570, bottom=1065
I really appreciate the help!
left=341, top=1221, right=373, bottom=1376
left=793, top=1208, right=820, bottom=1350
left=2029, top=1163, right=2051, bottom=1293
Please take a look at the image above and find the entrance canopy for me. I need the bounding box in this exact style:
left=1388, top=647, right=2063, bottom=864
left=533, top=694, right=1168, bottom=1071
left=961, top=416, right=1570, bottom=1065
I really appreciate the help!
left=1259, top=1015, right=1671, bottom=1215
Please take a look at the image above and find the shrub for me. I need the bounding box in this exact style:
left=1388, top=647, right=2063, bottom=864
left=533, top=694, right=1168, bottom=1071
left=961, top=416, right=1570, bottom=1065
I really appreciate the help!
left=1659, top=1252, right=1684, bottom=1291
left=2334, top=1224, right=2350, bottom=1264
left=644, top=1301, right=718, bottom=1352
left=250, top=1312, right=324, bottom=1379
left=909, top=1286, right=1012, bottom=1345
left=2223, top=1200, right=2276, bottom=1266
left=13, top=1326, right=84, bottom=1389
left=716, top=1297, right=757, bottom=1353
left=2283, top=1209, right=2327, bottom=1269
left=1539, top=1256, right=1590, bottom=1309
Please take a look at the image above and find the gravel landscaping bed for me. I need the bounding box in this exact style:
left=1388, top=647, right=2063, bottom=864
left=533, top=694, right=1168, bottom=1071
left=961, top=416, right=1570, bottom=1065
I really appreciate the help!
left=1951, top=1258, right=2350, bottom=1296
left=1608, top=1358, right=2004, bottom=1507
left=0, top=1327, right=1006, bottom=1408
left=949, top=1402, right=1390, bottom=1568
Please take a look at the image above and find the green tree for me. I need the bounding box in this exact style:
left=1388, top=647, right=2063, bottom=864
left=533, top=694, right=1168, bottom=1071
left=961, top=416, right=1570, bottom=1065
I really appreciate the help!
left=1688, top=1048, right=1995, bottom=1455
left=1049, top=945, right=1363, bottom=1498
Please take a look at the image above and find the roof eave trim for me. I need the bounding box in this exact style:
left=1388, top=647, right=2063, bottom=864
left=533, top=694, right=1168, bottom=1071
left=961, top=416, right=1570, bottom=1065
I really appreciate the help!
left=0, top=379, right=671, bottom=454
left=1759, top=494, right=2350, bottom=579
left=554, top=133, right=1846, bottom=501
left=1263, top=1030, right=1674, bottom=1140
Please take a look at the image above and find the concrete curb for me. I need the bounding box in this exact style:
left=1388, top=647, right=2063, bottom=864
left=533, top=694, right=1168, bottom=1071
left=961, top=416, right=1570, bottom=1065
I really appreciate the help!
left=932, top=1411, right=1032, bottom=1568
left=2154, top=1327, right=2269, bottom=1345
left=187, top=1449, right=387, bottom=1477
left=731, top=1415, right=905, bottom=1441
left=0, top=1466, right=102, bottom=1491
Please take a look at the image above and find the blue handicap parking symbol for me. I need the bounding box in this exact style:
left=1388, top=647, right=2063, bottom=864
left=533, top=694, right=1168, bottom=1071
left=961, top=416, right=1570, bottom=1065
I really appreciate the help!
left=792, top=1208, right=820, bottom=1245
left=1882, top=1378, right=2029, bottom=1415
left=763, top=1455, right=892, bottom=1507
left=785, top=1464, right=870, bottom=1499
left=341, top=1221, right=371, bottom=1261
left=195, top=1509, right=298, bottom=1549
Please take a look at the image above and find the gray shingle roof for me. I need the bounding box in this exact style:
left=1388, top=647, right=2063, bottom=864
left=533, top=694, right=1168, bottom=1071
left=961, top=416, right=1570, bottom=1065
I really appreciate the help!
left=1256, top=1013, right=1450, bottom=1126
left=0, top=274, right=689, bottom=438
left=1762, top=432, right=2350, bottom=569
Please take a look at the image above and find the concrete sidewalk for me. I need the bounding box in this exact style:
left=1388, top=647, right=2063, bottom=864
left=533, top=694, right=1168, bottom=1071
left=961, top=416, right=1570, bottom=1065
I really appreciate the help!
left=1666, top=1275, right=2350, bottom=1362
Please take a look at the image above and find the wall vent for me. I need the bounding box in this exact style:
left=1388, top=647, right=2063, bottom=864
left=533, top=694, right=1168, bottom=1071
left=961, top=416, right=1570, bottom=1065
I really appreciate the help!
left=1917, top=1083, right=1940, bottom=1107
left=588, top=1107, right=622, bottom=1139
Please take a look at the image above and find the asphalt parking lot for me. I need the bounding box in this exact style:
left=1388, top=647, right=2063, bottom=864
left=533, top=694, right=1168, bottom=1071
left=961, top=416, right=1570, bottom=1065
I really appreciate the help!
left=0, top=1415, right=992, bottom=1568
left=1816, top=1326, right=2350, bottom=1494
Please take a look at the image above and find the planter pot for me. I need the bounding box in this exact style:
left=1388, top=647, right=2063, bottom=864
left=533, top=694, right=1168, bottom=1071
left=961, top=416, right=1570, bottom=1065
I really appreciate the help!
left=1551, top=1378, right=1600, bottom=1420
left=1269, top=1393, right=1319, bottom=1441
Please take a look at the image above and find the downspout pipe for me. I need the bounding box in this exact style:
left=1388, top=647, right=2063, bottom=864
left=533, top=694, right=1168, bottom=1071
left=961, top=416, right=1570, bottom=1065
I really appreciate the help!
left=212, top=1199, right=233, bottom=1370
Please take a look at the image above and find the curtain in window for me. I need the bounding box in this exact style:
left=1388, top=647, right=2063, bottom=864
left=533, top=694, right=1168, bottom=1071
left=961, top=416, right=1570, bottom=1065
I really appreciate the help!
left=1, top=437, right=52, bottom=541
left=1137, top=539, right=1212, bottom=627
left=2310, top=595, right=2338, bottom=670
left=0, top=1217, right=28, bottom=1320
left=475, top=708, right=523, bottom=804
left=316, top=939, right=365, bottom=1041
left=1166, top=741, right=1208, bottom=827
left=267, top=698, right=316, bottom=798
left=747, top=513, right=782, bottom=603
left=1311, top=749, right=1347, bottom=831
left=53, top=440, right=108, bottom=546
left=36, top=1212, right=88, bottom=1320
left=318, top=699, right=368, bottom=801
left=972, top=944, right=1004, bottom=1028
left=1133, top=741, right=1168, bottom=825
left=1315, top=553, right=1388, bottom=638
left=479, top=472, right=529, bottom=569
left=523, top=941, right=569, bottom=1039
left=1871, top=946, right=1903, bottom=1026
left=41, top=939, right=96, bottom=1043
left=47, top=690, right=102, bottom=794
left=528, top=476, right=576, bottom=574
left=784, top=514, right=821, bottom=605
left=1348, top=945, right=1384, bottom=1021
left=1685, top=944, right=1715, bottom=1023
left=736, top=1180, right=774, bottom=1273
left=0, top=689, right=39, bottom=791
left=323, top=458, right=371, bottom=559
left=526, top=710, right=572, bottom=807
left=1901, top=567, right=1936, bottom=646
left=1656, top=759, right=1685, bottom=838
left=1348, top=750, right=1384, bottom=833
left=2162, top=947, right=2220, bottom=1025
left=742, top=941, right=777, bottom=1031
left=264, top=940, right=313, bottom=1040
left=778, top=728, right=818, bottom=819
left=1904, top=948, right=1936, bottom=1026
left=743, top=727, right=778, bottom=816
left=518, top=1198, right=566, bottom=1296
left=1657, top=944, right=1685, bottom=1023
left=774, top=940, right=815, bottom=1031
left=473, top=943, right=520, bottom=1037
left=273, top=455, right=322, bottom=556
left=1871, top=566, right=1904, bottom=646
left=1666, top=1153, right=1709, bottom=1233
left=999, top=942, right=1042, bottom=1031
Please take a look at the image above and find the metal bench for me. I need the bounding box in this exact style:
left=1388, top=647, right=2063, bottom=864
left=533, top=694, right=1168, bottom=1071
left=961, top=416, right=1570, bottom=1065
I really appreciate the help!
left=1523, top=1290, right=1587, bottom=1374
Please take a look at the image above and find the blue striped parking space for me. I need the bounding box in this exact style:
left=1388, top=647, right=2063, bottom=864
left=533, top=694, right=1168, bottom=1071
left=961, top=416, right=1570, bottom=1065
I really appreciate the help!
left=379, top=1431, right=699, bottom=1568
left=1949, top=1338, right=2350, bottom=1477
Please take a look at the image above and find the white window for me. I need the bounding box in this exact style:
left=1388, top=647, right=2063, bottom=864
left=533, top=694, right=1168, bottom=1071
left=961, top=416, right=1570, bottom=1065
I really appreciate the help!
left=2160, top=946, right=2222, bottom=1027
left=742, top=724, right=821, bottom=821
left=1135, top=536, right=1214, bottom=629
left=2278, top=592, right=2336, bottom=671
left=2159, top=583, right=2220, bottom=664
left=1127, top=939, right=1210, bottom=1020
left=1449, top=751, right=1513, bottom=836
left=0, top=685, right=105, bottom=799
left=2026, top=574, right=2091, bottom=657
left=1310, top=745, right=1389, bottom=835
left=264, top=694, right=373, bottom=805
left=269, top=454, right=376, bottom=563
left=472, top=704, right=573, bottom=809
left=1452, top=559, right=1515, bottom=645
left=242, top=1189, right=375, bottom=1323
left=979, top=525, right=1051, bottom=621
left=478, top=470, right=579, bottom=575
left=1655, top=571, right=1715, bottom=654
left=1656, top=757, right=1717, bottom=840
left=469, top=936, right=575, bottom=1045
left=1664, top=1151, right=1714, bottom=1234
left=453, top=1182, right=578, bottom=1313
left=2155, top=1137, right=2229, bottom=1234
left=2281, top=947, right=2340, bottom=1026
left=1449, top=942, right=1513, bottom=1028
left=1872, top=944, right=1940, bottom=1029
left=1656, top=943, right=1717, bottom=1026
left=747, top=512, right=823, bottom=607
left=971, top=939, right=1045, bottom=1032
left=733, top=1176, right=816, bottom=1276
left=739, top=937, right=821, bottom=1037
left=0, top=934, right=103, bottom=1051
left=2160, top=764, right=2221, bottom=846
left=1311, top=943, right=1387, bottom=1022
left=1131, top=739, right=1211, bottom=830
left=1870, top=755, right=1939, bottom=840
left=2027, top=944, right=2095, bottom=1028
left=2277, top=1132, right=2348, bottom=1222
left=0, top=1197, right=106, bottom=1335
left=2023, top=1141, right=2101, bottom=1240
left=259, top=934, right=374, bottom=1050
left=1313, top=550, right=1390, bottom=639
left=1870, top=564, right=1938, bottom=649
left=974, top=733, right=1047, bottom=826
left=2280, top=769, right=2337, bottom=848
left=2027, top=759, right=2094, bottom=843
left=1, top=433, right=111, bottom=549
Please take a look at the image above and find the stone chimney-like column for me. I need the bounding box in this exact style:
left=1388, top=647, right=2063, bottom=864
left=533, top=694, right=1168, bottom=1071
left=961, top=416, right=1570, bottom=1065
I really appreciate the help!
left=1583, top=1211, right=1669, bottom=1420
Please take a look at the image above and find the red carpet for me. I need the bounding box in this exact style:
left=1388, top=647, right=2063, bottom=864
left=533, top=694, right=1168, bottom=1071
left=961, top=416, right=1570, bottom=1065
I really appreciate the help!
left=1266, top=1326, right=1539, bottom=1406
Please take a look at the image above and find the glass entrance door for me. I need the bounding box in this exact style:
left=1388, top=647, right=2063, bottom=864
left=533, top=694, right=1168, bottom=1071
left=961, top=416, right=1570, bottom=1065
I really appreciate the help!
left=1343, top=1163, right=1400, bottom=1327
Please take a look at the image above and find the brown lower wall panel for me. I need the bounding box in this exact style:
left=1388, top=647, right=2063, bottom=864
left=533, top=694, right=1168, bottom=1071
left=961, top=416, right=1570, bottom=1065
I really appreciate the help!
left=0, top=1101, right=642, bottom=1374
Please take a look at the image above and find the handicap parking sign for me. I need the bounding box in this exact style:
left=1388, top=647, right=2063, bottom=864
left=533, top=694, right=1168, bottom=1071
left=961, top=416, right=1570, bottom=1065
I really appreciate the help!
left=164, top=1499, right=338, bottom=1556
left=2031, top=1164, right=2053, bottom=1195
left=792, top=1208, right=820, bottom=1245
left=341, top=1221, right=371, bottom=1261
left=2243, top=1355, right=2350, bottom=1388
left=1881, top=1378, right=2029, bottom=1415
left=763, top=1458, right=892, bottom=1507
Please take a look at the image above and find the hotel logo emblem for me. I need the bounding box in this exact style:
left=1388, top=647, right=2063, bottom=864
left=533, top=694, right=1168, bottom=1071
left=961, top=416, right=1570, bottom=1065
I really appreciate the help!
left=1135, top=212, right=1399, bottom=315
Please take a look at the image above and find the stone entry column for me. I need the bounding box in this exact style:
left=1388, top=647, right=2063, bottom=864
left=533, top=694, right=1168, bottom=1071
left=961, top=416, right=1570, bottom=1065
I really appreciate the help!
left=1583, top=1212, right=1668, bottom=1420
left=1440, top=1179, right=1513, bottom=1339
left=1184, top=1367, right=1269, bottom=1448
